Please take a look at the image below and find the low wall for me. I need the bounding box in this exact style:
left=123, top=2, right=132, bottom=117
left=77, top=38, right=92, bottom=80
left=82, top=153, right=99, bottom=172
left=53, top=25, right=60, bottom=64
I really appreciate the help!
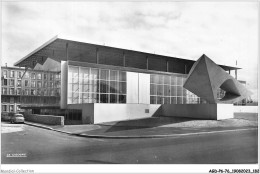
left=94, top=104, right=161, bottom=124
left=234, top=106, right=258, bottom=113
left=24, top=114, right=64, bottom=126
left=161, top=104, right=233, bottom=120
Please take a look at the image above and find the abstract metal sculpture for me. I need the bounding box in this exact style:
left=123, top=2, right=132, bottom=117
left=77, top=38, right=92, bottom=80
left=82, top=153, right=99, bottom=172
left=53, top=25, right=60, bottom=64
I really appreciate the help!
left=183, top=54, right=252, bottom=104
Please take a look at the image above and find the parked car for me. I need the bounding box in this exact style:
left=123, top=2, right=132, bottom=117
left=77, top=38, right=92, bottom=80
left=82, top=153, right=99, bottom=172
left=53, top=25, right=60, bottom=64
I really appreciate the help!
left=10, top=113, right=25, bottom=124
left=1, top=112, right=10, bottom=121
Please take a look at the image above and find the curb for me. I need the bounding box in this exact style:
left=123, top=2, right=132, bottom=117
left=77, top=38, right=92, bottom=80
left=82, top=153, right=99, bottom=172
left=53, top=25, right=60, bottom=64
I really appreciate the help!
left=76, top=127, right=258, bottom=139
left=25, top=122, right=54, bottom=131
left=25, top=122, right=76, bottom=135
left=24, top=122, right=258, bottom=139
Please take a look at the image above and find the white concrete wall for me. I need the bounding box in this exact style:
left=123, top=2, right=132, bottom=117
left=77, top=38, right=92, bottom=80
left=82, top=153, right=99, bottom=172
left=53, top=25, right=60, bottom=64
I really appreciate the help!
left=234, top=106, right=258, bottom=113
left=217, top=104, right=233, bottom=119
left=93, top=104, right=161, bottom=124
left=126, top=72, right=150, bottom=104
left=126, top=72, right=139, bottom=103
left=60, top=61, right=68, bottom=109
left=139, top=73, right=150, bottom=104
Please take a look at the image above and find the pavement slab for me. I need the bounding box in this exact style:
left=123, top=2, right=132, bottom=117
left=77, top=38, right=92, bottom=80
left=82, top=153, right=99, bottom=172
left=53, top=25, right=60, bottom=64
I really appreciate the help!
left=23, top=115, right=258, bottom=138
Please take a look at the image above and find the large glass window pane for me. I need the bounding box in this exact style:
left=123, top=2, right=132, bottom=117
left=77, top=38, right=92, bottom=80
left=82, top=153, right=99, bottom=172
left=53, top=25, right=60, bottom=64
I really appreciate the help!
left=91, top=68, right=99, bottom=80
left=164, top=85, right=170, bottom=96
left=157, top=85, right=163, bottom=96
left=68, top=66, right=79, bottom=84
left=164, top=97, right=170, bottom=104
left=164, top=76, right=170, bottom=85
left=100, top=69, right=109, bottom=80
left=89, top=80, right=98, bottom=93
left=72, top=84, right=79, bottom=93
left=110, top=94, right=117, bottom=103
left=177, top=86, right=183, bottom=96
left=171, top=76, right=177, bottom=85
left=171, top=97, right=177, bottom=104
left=159, top=75, right=164, bottom=84
left=150, top=74, right=159, bottom=84
left=150, top=84, right=157, bottom=95
left=82, top=93, right=90, bottom=103
left=183, top=89, right=187, bottom=97
left=72, top=92, right=79, bottom=104
left=92, top=93, right=98, bottom=103
left=177, top=97, right=182, bottom=104
left=100, top=80, right=109, bottom=93
left=68, top=84, right=72, bottom=94
left=100, top=94, right=109, bottom=103
left=150, top=96, right=156, bottom=104
left=110, top=81, right=118, bottom=93
left=110, top=70, right=118, bottom=81
left=157, top=96, right=163, bottom=104
left=119, top=82, right=126, bottom=94
left=177, top=76, right=183, bottom=86
left=118, top=95, right=126, bottom=103
left=80, top=67, right=90, bottom=84
left=119, top=71, right=126, bottom=81
left=93, top=81, right=98, bottom=93
left=183, top=97, right=187, bottom=104
left=83, top=83, right=89, bottom=93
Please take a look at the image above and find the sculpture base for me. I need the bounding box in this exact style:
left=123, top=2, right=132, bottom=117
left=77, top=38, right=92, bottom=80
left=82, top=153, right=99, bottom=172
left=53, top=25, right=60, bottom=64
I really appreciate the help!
left=161, top=103, right=234, bottom=120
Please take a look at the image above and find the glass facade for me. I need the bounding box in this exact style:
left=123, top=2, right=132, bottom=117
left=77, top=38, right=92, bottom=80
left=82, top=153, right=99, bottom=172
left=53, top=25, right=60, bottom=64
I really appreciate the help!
left=68, top=66, right=127, bottom=104
left=150, top=74, right=200, bottom=104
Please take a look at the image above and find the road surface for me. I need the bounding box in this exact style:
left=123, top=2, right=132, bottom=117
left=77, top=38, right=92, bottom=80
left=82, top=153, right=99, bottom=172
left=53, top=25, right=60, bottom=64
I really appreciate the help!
left=1, top=123, right=258, bottom=164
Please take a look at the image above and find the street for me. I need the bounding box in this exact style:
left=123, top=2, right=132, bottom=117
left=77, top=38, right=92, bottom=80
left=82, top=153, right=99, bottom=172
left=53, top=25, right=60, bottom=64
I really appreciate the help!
left=1, top=123, right=258, bottom=164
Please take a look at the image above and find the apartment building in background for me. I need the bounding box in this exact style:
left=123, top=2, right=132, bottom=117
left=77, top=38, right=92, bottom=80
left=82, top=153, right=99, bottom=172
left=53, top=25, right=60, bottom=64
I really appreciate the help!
left=1, top=66, right=60, bottom=114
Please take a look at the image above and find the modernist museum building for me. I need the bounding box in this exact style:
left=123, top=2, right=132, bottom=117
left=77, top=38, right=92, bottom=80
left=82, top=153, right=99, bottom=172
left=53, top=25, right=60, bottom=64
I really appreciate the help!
left=13, top=36, right=247, bottom=124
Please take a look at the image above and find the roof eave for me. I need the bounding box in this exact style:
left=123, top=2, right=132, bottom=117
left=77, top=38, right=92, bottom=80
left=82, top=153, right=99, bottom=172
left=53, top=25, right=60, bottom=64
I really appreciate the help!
left=13, top=35, right=59, bottom=67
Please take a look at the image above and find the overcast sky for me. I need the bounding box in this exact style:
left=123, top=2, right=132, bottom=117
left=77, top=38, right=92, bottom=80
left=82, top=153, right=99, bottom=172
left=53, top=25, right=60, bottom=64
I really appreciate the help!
left=2, top=1, right=259, bottom=100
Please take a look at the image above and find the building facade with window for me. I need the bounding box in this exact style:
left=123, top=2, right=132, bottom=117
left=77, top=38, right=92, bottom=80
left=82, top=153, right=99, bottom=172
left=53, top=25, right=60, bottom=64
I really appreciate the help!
left=13, top=36, right=242, bottom=124
left=1, top=66, right=60, bottom=114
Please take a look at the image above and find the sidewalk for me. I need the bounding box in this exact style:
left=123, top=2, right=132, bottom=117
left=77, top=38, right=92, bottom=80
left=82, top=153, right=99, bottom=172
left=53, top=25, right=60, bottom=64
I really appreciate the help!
left=24, top=116, right=258, bottom=138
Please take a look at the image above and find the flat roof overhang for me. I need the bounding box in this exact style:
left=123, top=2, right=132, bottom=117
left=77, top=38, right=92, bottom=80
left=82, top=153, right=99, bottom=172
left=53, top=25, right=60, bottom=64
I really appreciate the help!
left=14, top=35, right=241, bottom=72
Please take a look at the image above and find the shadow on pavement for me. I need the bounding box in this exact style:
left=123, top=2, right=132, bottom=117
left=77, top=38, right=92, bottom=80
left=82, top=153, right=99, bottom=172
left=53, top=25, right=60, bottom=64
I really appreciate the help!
left=102, top=116, right=197, bottom=133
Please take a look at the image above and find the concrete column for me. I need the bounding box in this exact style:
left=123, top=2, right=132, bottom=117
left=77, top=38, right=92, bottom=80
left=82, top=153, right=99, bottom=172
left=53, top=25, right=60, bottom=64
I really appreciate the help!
left=60, top=61, right=68, bottom=109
